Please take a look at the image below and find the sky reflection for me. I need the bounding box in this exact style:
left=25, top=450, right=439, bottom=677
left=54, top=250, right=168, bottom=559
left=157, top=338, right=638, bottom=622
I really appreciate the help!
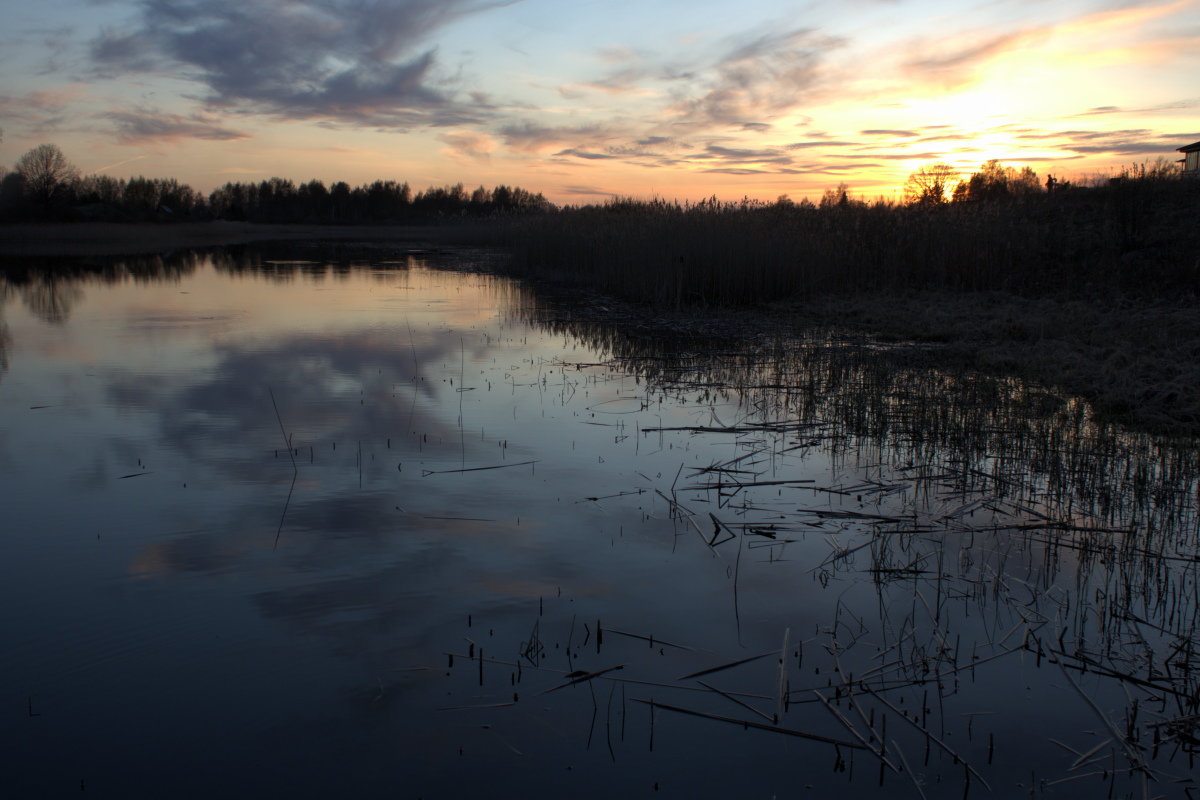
left=1, top=250, right=1197, bottom=798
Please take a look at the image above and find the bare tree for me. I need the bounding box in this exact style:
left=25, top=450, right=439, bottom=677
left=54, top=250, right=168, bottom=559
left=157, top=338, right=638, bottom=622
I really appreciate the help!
left=15, top=143, right=80, bottom=208
left=904, top=163, right=958, bottom=205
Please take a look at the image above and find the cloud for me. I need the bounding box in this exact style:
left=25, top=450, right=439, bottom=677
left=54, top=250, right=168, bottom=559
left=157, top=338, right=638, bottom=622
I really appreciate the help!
left=503, top=22, right=845, bottom=176
left=0, top=86, right=85, bottom=132
left=668, top=27, right=844, bottom=126
left=985, top=124, right=1200, bottom=158
left=498, top=122, right=616, bottom=152
left=562, top=67, right=657, bottom=97
left=560, top=184, right=616, bottom=197
left=699, top=144, right=793, bottom=165
left=103, top=108, right=251, bottom=143
left=439, top=130, right=496, bottom=161
left=554, top=148, right=618, bottom=160
left=785, top=140, right=858, bottom=149
left=700, top=167, right=769, bottom=174
left=89, top=0, right=517, bottom=128
left=90, top=30, right=160, bottom=75
left=1074, top=97, right=1200, bottom=117
left=902, top=30, right=1032, bottom=86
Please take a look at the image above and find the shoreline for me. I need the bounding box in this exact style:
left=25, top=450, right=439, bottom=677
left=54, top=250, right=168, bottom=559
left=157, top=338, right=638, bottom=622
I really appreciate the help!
left=0, top=221, right=497, bottom=256
left=519, top=280, right=1200, bottom=438
left=2, top=222, right=1197, bottom=436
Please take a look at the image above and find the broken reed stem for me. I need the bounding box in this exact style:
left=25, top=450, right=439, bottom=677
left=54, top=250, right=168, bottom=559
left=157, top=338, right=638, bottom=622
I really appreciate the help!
left=630, top=698, right=866, bottom=749
left=813, top=690, right=899, bottom=773
left=864, top=688, right=992, bottom=791
left=268, top=386, right=297, bottom=474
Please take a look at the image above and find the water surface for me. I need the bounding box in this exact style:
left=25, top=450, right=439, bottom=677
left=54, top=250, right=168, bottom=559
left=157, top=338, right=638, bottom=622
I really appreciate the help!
left=1, top=248, right=1196, bottom=798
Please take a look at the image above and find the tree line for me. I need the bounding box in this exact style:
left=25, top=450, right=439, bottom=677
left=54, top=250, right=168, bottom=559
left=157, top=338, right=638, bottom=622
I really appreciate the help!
left=0, top=141, right=1189, bottom=225
left=0, top=143, right=552, bottom=223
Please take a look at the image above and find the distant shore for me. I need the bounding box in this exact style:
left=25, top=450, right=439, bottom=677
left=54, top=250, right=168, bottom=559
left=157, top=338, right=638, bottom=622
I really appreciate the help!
left=0, top=221, right=496, bottom=257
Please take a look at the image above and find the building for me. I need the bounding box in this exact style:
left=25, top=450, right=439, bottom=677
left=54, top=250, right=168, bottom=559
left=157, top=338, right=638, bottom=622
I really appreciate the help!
left=1180, top=141, right=1200, bottom=175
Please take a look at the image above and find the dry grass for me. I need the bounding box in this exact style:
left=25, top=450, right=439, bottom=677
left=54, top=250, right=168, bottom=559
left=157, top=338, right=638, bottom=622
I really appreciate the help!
left=782, top=291, right=1200, bottom=436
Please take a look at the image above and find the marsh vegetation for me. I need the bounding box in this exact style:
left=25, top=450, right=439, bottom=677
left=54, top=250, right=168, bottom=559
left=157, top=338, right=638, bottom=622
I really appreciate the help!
left=502, top=164, right=1200, bottom=434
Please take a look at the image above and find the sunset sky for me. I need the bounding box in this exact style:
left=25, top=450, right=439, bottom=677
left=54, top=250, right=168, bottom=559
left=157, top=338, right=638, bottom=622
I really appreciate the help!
left=1, top=0, right=1197, bottom=203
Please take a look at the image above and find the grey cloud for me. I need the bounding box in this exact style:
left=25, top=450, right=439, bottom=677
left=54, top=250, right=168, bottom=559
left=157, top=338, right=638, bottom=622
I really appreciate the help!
left=860, top=129, right=918, bottom=137
left=504, top=23, right=841, bottom=173
left=1074, top=97, right=1200, bottom=117
left=669, top=27, right=844, bottom=126
left=817, top=163, right=884, bottom=172
left=560, top=185, right=616, bottom=197
left=701, top=167, right=768, bottom=174
left=91, top=30, right=159, bottom=74
left=722, top=28, right=818, bottom=64
left=104, top=108, right=251, bottom=143
left=498, top=122, right=614, bottom=151
left=981, top=125, right=1199, bottom=158
left=700, top=144, right=793, bottom=165
left=90, top=0, right=516, bottom=127
left=554, top=148, right=618, bottom=160
left=829, top=151, right=943, bottom=162
left=785, top=140, right=858, bottom=149
left=1065, top=140, right=1199, bottom=155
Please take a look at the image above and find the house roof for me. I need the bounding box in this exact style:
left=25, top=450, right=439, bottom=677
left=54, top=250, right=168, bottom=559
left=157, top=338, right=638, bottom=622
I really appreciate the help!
left=1178, top=141, right=1200, bottom=153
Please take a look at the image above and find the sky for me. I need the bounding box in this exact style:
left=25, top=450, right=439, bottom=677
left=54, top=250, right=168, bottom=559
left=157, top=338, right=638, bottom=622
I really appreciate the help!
left=0, top=0, right=1198, bottom=203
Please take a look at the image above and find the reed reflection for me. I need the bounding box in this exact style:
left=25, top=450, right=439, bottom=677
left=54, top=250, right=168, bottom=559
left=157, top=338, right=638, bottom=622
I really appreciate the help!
left=509, top=287, right=1200, bottom=784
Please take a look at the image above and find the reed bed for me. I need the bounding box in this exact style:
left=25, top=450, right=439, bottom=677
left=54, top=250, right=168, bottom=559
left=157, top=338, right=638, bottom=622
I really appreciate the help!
left=503, top=177, right=1200, bottom=307
left=442, top=308, right=1200, bottom=797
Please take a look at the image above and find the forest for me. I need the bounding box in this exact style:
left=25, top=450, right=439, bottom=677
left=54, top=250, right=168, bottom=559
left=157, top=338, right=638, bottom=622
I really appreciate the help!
left=0, top=143, right=551, bottom=223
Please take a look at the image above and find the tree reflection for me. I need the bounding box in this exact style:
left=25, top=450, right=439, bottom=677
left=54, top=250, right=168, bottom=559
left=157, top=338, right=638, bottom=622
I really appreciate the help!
left=20, top=276, right=83, bottom=324
left=0, top=320, right=9, bottom=376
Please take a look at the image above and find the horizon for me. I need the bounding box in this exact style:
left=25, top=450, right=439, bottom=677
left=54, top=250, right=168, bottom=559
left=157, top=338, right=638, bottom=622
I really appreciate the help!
left=1, top=0, right=1198, bottom=204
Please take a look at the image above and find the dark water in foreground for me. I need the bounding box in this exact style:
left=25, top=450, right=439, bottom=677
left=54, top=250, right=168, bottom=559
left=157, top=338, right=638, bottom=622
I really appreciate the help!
left=1, top=248, right=1197, bottom=798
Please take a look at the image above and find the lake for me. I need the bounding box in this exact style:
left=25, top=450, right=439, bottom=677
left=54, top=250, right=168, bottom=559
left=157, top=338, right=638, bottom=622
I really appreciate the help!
left=1, top=244, right=1197, bottom=798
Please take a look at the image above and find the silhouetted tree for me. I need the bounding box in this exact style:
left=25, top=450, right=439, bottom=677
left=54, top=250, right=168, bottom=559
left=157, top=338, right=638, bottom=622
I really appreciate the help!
left=820, top=183, right=865, bottom=210
left=952, top=160, right=1040, bottom=202
left=820, top=183, right=848, bottom=209
left=77, top=174, right=124, bottom=207
left=15, top=143, right=79, bottom=210
left=330, top=181, right=352, bottom=223
left=904, top=163, right=958, bottom=205
left=0, top=171, right=24, bottom=216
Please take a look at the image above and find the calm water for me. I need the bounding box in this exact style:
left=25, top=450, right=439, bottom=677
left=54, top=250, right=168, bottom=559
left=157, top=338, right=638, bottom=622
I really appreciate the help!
left=1, top=248, right=1197, bottom=798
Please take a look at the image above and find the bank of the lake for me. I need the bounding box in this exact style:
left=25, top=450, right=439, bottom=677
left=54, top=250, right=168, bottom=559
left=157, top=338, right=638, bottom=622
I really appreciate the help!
left=515, top=279, right=1200, bottom=437
left=780, top=291, right=1200, bottom=437
left=0, top=220, right=501, bottom=256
